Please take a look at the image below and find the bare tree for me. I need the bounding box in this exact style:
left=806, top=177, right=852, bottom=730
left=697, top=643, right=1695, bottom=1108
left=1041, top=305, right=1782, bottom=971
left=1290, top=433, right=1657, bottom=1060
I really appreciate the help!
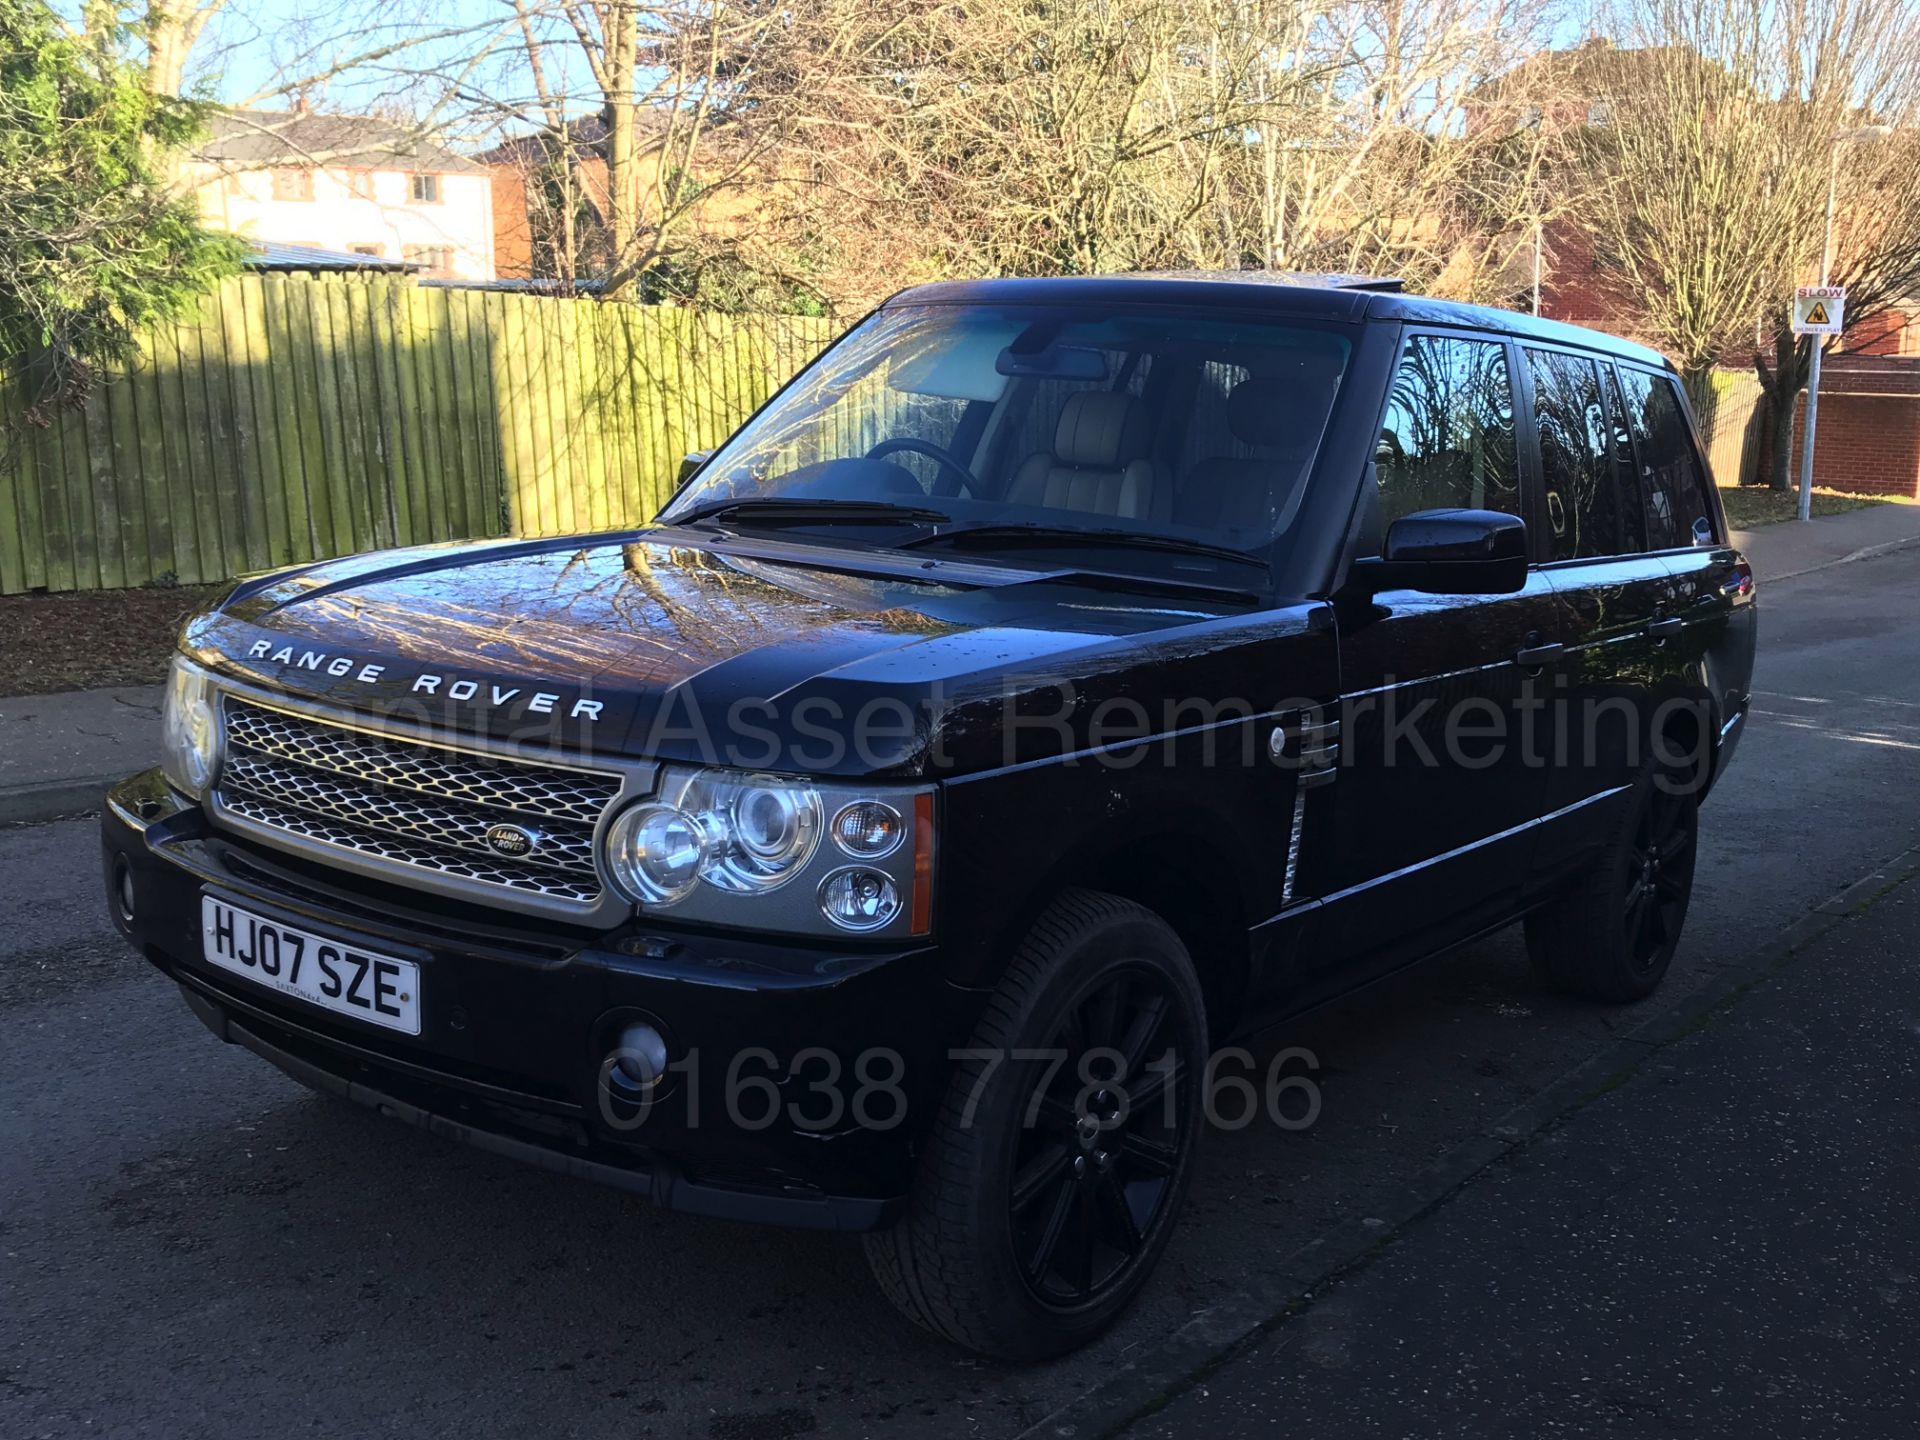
left=1226, top=0, right=1563, bottom=297
left=765, top=0, right=1563, bottom=300
left=1574, top=0, right=1920, bottom=487
left=142, top=0, right=226, bottom=96
left=494, top=0, right=814, bottom=300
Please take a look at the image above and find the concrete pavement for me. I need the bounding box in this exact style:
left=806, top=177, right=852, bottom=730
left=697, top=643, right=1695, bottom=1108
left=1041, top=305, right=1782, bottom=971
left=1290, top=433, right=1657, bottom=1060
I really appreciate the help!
left=1124, top=867, right=1920, bottom=1439
left=4, top=502, right=1919, bottom=827
left=1730, top=498, right=1920, bottom=582
left=0, top=685, right=163, bottom=824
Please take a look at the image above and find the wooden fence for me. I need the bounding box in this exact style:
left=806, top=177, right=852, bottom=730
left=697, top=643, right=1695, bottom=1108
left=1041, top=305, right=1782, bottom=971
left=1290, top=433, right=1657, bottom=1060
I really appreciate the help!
left=0, top=274, right=835, bottom=596
left=1697, top=368, right=1767, bottom=489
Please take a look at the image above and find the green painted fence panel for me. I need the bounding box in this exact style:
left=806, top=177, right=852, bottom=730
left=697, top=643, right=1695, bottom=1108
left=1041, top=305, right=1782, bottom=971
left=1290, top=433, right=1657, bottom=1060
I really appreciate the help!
left=0, top=275, right=836, bottom=594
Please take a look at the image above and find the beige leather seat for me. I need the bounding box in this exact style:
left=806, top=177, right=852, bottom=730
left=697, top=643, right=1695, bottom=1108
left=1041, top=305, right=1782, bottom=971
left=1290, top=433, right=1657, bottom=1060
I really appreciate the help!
left=1178, top=372, right=1335, bottom=538
left=1006, top=392, right=1170, bottom=522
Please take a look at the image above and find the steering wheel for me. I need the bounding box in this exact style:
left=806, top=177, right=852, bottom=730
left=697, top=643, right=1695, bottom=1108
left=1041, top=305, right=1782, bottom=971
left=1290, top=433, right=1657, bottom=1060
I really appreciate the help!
left=865, top=437, right=979, bottom=498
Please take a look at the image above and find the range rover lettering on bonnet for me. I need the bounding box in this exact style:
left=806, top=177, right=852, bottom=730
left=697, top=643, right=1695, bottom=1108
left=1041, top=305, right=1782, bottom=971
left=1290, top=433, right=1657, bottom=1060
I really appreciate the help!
left=240, top=640, right=605, bottom=720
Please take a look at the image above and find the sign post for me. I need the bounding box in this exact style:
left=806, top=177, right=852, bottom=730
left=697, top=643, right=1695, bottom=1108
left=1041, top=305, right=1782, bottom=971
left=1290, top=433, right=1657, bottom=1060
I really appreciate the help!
left=1792, top=285, right=1846, bottom=522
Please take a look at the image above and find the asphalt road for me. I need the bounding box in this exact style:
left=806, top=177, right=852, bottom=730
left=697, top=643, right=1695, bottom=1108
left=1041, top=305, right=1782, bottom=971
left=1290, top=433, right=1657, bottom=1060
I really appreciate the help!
left=1129, top=860, right=1920, bottom=1438
left=5, top=548, right=1920, bottom=1439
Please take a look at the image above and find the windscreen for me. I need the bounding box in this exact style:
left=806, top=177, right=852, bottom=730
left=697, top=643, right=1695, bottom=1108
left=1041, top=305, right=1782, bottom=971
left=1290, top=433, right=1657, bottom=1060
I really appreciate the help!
left=660, top=303, right=1355, bottom=560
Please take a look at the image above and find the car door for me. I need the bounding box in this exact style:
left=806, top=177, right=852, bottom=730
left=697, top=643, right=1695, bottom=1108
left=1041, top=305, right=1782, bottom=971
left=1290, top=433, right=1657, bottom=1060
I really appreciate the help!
left=1310, top=330, right=1562, bottom=990
left=1524, top=347, right=1686, bottom=891
left=1617, top=363, right=1758, bottom=781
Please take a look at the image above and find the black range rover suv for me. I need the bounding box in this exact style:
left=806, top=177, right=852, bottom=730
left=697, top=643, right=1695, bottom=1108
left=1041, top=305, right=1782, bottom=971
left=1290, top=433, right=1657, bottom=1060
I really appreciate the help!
left=103, top=273, right=1755, bottom=1359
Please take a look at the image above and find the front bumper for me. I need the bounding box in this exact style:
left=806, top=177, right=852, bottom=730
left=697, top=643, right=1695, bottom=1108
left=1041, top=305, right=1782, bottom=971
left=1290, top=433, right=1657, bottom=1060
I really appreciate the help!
left=102, top=770, right=978, bottom=1232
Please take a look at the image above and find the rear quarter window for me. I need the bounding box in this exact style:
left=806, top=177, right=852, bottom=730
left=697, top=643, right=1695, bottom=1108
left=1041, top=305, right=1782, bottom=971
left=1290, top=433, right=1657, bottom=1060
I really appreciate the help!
left=1618, top=368, right=1717, bottom=548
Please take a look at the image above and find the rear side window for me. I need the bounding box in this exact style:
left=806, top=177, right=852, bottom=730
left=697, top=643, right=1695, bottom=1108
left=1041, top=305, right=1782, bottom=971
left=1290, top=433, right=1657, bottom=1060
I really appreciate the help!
left=1618, top=368, right=1716, bottom=547
left=1375, top=335, right=1520, bottom=525
left=1524, top=348, right=1646, bottom=561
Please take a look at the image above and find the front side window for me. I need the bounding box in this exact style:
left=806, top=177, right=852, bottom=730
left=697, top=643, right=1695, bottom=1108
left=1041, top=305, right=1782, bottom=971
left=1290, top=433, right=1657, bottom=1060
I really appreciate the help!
left=1375, top=334, right=1519, bottom=527
left=661, top=303, right=1355, bottom=570
left=1618, top=368, right=1716, bottom=548
left=1525, top=348, right=1645, bottom=560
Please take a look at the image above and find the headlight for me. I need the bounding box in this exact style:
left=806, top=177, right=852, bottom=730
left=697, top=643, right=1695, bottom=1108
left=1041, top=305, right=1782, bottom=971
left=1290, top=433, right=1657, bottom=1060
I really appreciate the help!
left=161, top=655, right=221, bottom=799
left=605, top=768, right=933, bottom=938
left=606, top=803, right=710, bottom=904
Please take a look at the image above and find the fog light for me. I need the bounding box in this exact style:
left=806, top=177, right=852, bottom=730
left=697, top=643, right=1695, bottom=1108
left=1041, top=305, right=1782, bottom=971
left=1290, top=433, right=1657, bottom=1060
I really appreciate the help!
left=818, top=867, right=901, bottom=932
left=610, top=1021, right=669, bottom=1089
left=112, top=857, right=136, bottom=926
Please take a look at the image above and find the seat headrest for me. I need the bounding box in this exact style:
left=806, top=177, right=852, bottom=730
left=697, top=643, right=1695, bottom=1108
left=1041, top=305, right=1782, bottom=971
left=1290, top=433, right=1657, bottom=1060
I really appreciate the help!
left=1055, top=391, right=1153, bottom=469
left=1228, top=367, right=1339, bottom=449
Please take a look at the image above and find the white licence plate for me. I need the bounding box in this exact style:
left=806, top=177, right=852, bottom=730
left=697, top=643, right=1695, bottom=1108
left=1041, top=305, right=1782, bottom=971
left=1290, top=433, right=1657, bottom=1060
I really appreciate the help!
left=200, top=897, right=422, bottom=1036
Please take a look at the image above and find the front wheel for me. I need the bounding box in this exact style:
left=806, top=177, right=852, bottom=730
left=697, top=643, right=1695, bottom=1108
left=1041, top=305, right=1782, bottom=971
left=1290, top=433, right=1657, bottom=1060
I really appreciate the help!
left=1526, top=763, right=1699, bottom=1002
left=864, top=890, right=1207, bottom=1360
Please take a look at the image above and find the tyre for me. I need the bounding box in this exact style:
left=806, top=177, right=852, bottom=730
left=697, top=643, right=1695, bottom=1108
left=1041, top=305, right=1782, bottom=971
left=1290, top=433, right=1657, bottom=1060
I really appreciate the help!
left=864, top=889, right=1208, bottom=1360
left=1525, top=762, right=1699, bottom=1002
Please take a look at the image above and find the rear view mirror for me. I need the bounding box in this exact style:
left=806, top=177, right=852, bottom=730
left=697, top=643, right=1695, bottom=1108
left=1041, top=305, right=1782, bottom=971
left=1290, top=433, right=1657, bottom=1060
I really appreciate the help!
left=994, top=345, right=1108, bottom=380
left=1350, top=508, right=1529, bottom=595
left=679, top=451, right=712, bottom=486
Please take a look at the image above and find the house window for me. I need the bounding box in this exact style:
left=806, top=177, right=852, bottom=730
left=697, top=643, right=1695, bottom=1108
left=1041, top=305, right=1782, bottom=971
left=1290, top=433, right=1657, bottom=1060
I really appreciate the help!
left=1587, top=99, right=1613, bottom=126
left=271, top=167, right=315, bottom=201
left=348, top=243, right=384, bottom=257
left=403, top=244, right=454, bottom=277
left=409, top=173, right=441, bottom=203
left=347, top=172, right=376, bottom=199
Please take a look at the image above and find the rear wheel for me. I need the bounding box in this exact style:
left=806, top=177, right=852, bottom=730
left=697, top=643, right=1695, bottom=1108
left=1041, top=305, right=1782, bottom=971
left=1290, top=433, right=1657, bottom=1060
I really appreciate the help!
left=864, top=889, right=1206, bottom=1360
left=1526, top=763, right=1699, bottom=1002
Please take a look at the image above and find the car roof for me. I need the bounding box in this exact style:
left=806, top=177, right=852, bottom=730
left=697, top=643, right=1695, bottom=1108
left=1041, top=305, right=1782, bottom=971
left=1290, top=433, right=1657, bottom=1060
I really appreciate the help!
left=885, top=273, right=1674, bottom=373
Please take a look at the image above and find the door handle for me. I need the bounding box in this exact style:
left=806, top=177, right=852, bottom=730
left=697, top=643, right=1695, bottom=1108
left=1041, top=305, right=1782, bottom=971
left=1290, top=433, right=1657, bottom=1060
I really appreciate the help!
left=1647, top=617, right=1685, bottom=639
left=1513, top=639, right=1565, bottom=668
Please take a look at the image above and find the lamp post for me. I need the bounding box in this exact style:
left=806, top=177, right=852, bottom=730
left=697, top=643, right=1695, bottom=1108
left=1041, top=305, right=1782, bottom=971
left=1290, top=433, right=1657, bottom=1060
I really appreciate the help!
left=1798, top=124, right=1894, bottom=521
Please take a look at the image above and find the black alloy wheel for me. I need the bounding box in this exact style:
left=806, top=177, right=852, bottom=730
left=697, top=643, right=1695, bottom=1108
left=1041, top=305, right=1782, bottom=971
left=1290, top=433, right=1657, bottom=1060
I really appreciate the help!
left=1526, top=761, right=1701, bottom=1003
left=1009, top=962, right=1190, bottom=1307
left=864, top=889, right=1208, bottom=1360
left=1624, top=779, right=1696, bottom=974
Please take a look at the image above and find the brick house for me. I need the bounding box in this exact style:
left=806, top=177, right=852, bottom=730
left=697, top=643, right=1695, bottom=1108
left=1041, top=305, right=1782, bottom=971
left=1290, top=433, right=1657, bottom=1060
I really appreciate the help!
left=477, top=115, right=764, bottom=283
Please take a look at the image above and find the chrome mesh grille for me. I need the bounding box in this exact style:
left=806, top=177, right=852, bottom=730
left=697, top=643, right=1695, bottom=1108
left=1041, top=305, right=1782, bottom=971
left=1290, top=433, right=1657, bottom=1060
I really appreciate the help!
left=218, top=793, right=605, bottom=903
left=215, top=696, right=622, bottom=907
left=222, top=703, right=616, bottom=824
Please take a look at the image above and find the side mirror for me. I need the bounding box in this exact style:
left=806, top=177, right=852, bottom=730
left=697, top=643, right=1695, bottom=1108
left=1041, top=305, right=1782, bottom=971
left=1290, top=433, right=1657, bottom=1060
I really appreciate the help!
left=1349, top=508, right=1529, bottom=596
left=678, top=451, right=712, bottom=486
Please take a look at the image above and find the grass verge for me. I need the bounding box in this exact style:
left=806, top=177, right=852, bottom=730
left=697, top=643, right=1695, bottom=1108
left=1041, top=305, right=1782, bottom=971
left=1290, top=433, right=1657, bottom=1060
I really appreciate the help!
left=1718, top=484, right=1911, bottom=529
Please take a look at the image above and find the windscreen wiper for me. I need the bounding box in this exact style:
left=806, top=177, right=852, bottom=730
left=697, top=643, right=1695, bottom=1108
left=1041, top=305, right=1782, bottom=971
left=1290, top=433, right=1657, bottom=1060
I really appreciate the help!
left=899, top=522, right=1266, bottom=569
left=666, top=497, right=953, bottom=530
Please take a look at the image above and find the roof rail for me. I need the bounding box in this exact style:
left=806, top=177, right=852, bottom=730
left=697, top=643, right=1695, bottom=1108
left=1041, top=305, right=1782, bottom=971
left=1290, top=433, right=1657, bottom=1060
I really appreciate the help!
left=1313, top=273, right=1405, bottom=292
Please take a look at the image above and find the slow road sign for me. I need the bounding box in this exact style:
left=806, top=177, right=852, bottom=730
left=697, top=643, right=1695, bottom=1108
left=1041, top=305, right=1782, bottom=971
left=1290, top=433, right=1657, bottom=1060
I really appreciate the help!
left=1793, top=285, right=1846, bottom=336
